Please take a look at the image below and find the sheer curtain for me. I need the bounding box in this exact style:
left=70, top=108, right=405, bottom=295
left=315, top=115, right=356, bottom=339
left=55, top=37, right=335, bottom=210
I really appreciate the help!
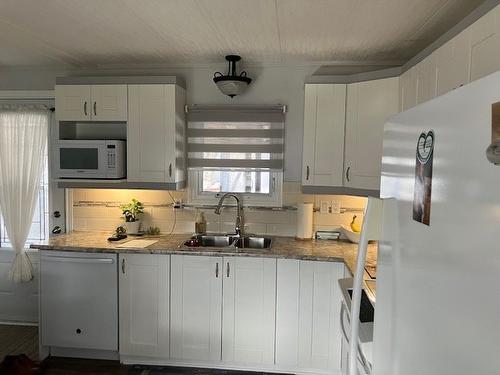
left=0, top=105, right=49, bottom=282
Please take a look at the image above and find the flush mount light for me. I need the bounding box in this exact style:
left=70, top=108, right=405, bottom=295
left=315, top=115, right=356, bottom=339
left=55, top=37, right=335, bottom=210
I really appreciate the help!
left=213, top=55, right=252, bottom=98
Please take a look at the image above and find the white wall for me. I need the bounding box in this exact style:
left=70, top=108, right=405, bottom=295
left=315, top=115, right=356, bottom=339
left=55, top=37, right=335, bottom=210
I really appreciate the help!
left=0, top=64, right=316, bottom=181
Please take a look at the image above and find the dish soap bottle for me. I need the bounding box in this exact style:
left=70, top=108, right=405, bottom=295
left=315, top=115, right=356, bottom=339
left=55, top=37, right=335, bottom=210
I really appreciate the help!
left=195, top=210, right=207, bottom=235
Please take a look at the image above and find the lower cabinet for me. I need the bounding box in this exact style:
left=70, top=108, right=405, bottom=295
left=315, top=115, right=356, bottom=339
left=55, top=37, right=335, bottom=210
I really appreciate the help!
left=118, top=254, right=344, bottom=374
left=119, top=254, right=170, bottom=358
left=222, top=257, right=276, bottom=366
left=169, top=255, right=276, bottom=367
left=170, top=255, right=223, bottom=362
left=275, top=259, right=345, bottom=374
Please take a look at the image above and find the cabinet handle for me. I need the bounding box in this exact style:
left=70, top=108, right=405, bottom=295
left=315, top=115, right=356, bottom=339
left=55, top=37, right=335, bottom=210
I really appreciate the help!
left=169, top=163, right=172, bottom=177
left=84, top=101, right=87, bottom=116
left=93, top=101, right=97, bottom=116
left=306, top=165, right=310, bottom=180
left=226, top=262, right=230, bottom=277
left=215, top=262, right=219, bottom=278
left=346, top=166, right=351, bottom=182
left=121, top=258, right=125, bottom=274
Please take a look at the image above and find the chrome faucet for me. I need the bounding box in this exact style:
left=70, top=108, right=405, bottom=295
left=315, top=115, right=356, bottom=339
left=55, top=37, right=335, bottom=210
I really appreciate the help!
left=214, top=193, right=244, bottom=236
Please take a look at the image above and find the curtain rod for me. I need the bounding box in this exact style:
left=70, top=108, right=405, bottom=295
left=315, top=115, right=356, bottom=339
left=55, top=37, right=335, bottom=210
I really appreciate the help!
left=185, top=104, right=287, bottom=114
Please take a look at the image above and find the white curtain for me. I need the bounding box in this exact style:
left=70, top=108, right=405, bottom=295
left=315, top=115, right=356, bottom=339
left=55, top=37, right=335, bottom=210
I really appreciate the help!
left=0, top=105, right=48, bottom=282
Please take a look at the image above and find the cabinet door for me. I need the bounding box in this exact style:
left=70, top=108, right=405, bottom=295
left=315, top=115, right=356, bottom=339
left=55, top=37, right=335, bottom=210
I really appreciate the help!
left=302, top=84, right=346, bottom=186
left=469, top=6, right=500, bottom=82
left=170, top=255, right=223, bottom=362
left=344, top=77, right=399, bottom=191
left=399, top=67, right=418, bottom=112
left=55, top=85, right=91, bottom=121
left=436, top=30, right=471, bottom=96
left=91, top=85, right=127, bottom=121
left=222, top=257, right=276, bottom=366
left=119, top=254, right=170, bottom=358
left=416, top=55, right=437, bottom=105
left=275, top=259, right=344, bottom=372
left=128, top=84, right=178, bottom=183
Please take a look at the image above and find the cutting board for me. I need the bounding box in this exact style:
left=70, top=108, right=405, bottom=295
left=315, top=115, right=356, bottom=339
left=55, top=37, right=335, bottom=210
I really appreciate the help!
left=116, top=239, right=159, bottom=248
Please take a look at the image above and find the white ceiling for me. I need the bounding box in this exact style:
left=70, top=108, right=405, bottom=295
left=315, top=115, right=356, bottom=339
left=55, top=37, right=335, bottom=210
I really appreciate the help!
left=0, top=0, right=485, bottom=69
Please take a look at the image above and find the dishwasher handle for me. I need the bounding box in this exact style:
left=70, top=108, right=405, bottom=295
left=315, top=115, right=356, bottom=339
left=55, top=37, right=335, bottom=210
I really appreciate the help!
left=41, top=255, right=114, bottom=264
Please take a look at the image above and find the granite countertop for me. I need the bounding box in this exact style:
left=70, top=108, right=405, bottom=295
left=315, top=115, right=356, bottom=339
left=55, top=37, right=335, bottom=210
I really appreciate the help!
left=31, top=231, right=378, bottom=297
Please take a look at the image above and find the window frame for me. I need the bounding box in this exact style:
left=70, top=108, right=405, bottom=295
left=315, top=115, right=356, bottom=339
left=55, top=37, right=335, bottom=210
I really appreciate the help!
left=188, top=169, right=283, bottom=207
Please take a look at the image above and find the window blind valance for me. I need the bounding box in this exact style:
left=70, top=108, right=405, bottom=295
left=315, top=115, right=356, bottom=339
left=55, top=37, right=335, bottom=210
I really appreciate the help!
left=186, top=105, right=285, bottom=171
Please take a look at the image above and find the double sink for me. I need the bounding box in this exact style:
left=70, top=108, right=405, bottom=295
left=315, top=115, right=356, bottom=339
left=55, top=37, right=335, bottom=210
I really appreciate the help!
left=184, top=234, right=272, bottom=251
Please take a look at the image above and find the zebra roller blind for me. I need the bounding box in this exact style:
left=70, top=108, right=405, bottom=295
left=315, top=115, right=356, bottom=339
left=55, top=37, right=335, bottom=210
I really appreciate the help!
left=186, top=105, right=285, bottom=170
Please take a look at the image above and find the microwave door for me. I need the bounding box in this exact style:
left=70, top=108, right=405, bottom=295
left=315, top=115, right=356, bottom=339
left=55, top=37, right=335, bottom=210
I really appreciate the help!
left=56, top=143, right=107, bottom=178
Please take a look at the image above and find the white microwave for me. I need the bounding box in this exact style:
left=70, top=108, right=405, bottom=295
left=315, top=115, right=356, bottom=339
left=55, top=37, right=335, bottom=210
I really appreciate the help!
left=55, top=140, right=126, bottom=179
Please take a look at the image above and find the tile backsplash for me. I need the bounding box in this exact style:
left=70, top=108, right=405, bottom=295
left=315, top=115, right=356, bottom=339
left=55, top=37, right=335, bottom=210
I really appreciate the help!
left=70, top=182, right=367, bottom=237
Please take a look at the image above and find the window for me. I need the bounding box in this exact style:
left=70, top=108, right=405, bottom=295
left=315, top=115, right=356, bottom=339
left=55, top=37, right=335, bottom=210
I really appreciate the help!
left=0, top=138, right=49, bottom=248
left=187, top=106, right=285, bottom=206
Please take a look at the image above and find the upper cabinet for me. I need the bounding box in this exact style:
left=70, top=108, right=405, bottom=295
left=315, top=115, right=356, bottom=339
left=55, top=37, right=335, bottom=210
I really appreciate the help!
left=302, top=84, right=346, bottom=187
left=127, top=84, right=186, bottom=185
left=344, top=77, right=399, bottom=191
left=302, top=78, right=398, bottom=194
left=399, top=66, right=418, bottom=112
left=55, top=84, right=127, bottom=122
left=415, top=55, right=437, bottom=105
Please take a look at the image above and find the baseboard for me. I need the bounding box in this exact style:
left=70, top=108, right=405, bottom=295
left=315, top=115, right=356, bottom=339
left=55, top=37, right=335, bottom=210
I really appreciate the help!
left=49, top=346, right=119, bottom=361
left=0, top=320, right=38, bottom=326
left=120, top=355, right=341, bottom=375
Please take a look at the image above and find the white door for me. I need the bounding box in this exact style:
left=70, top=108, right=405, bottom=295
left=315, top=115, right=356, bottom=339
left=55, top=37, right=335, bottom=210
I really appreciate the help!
left=275, top=259, right=344, bottom=372
left=127, top=84, right=178, bottom=183
left=119, top=254, right=170, bottom=358
left=344, top=77, right=399, bottom=191
left=415, top=55, right=437, bottom=105
left=55, top=85, right=91, bottom=121
left=302, top=84, right=346, bottom=187
left=91, top=85, right=128, bottom=121
left=222, top=257, right=276, bottom=366
left=170, top=255, right=223, bottom=362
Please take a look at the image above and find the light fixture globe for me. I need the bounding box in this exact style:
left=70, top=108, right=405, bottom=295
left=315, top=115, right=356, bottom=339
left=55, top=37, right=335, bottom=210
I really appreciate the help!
left=213, top=55, right=252, bottom=98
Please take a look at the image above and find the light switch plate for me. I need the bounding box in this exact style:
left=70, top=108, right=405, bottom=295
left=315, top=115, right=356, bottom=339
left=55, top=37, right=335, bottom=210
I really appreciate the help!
left=331, top=201, right=341, bottom=214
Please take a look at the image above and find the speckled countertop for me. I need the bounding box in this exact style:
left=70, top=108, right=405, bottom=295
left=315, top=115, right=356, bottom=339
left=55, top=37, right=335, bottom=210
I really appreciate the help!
left=31, top=231, right=378, bottom=280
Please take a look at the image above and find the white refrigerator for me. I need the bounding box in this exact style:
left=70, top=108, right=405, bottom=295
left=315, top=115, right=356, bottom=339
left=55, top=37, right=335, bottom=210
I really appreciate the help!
left=350, top=71, right=500, bottom=375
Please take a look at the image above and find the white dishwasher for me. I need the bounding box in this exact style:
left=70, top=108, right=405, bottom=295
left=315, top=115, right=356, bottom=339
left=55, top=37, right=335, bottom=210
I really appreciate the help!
left=40, top=251, right=118, bottom=351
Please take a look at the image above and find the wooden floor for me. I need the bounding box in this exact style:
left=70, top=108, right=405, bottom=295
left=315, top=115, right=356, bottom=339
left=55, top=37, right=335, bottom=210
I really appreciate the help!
left=0, top=324, right=38, bottom=362
left=0, top=324, right=278, bottom=374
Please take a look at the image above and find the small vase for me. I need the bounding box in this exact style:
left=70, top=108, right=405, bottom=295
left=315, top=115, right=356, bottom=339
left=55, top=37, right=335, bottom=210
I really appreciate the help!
left=124, top=221, right=141, bottom=235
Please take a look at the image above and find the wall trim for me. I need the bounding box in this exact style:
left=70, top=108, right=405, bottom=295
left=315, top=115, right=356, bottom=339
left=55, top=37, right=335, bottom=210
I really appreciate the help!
left=0, top=90, right=55, bottom=99
left=302, top=186, right=380, bottom=198
left=306, top=67, right=402, bottom=84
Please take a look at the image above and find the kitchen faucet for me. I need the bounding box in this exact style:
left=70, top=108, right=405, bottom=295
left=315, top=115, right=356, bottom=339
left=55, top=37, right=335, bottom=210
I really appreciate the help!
left=214, top=193, right=244, bottom=237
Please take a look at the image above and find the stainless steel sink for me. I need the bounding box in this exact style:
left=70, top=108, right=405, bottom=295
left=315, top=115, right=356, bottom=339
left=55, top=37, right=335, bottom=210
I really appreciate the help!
left=233, top=236, right=272, bottom=250
left=184, top=234, right=272, bottom=250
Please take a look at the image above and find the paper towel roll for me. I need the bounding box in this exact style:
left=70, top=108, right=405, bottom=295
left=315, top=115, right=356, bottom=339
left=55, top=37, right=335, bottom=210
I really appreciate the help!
left=296, top=203, right=313, bottom=239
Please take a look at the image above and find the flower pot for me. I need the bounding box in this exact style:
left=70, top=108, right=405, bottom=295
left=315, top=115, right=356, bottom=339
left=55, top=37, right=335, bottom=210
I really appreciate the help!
left=123, top=221, right=141, bottom=235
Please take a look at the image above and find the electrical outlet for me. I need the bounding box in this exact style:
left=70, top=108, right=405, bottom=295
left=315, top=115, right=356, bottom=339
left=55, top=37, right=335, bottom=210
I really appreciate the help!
left=331, top=201, right=341, bottom=214
left=320, top=201, right=329, bottom=214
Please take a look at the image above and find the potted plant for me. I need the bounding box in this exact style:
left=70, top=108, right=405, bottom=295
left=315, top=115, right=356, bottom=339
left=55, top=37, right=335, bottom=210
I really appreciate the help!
left=120, top=198, right=144, bottom=235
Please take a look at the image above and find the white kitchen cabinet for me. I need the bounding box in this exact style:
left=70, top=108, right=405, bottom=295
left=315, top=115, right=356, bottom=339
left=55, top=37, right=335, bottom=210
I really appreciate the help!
left=170, top=255, right=223, bottom=362
left=55, top=84, right=127, bottom=121
left=399, top=66, right=418, bottom=112
left=469, top=5, right=500, bottom=82
left=222, top=257, right=276, bottom=366
left=40, top=251, right=118, bottom=351
left=302, top=84, right=346, bottom=187
left=416, top=55, right=437, bottom=105
left=55, top=85, right=91, bottom=121
left=119, top=254, right=170, bottom=358
left=127, top=84, right=186, bottom=185
left=435, top=30, right=471, bottom=96
left=276, top=259, right=344, bottom=373
left=90, top=85, right=128, bottom=121
left=344, top=77, right=399, bottom=191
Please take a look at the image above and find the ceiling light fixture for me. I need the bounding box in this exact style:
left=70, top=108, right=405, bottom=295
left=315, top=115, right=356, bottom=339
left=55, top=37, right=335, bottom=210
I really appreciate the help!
left=213, top=55, right=252, bottom=98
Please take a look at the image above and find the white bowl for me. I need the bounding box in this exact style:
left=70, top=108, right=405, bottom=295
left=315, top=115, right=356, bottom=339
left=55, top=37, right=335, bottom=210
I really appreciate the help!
left=341, top=225, right=361, bottom=244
